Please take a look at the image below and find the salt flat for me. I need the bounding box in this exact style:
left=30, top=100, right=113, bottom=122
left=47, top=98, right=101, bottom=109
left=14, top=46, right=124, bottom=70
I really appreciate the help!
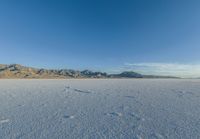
left=0, top=79, right=200, bottom=139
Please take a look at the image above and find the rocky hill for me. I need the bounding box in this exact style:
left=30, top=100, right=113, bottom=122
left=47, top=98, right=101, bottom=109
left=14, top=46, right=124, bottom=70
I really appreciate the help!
left=0, top=64, right=107, bottom=78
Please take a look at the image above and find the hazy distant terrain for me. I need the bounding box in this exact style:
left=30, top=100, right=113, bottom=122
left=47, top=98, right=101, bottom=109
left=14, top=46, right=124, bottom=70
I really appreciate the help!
left=0, top=64, right=178, bottom=79
left=0, top=79, right=200, bottom=139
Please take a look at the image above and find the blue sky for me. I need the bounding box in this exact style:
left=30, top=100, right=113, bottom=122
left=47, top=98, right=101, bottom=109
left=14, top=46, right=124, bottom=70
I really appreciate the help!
left=0, top=0, right=200, bottom=77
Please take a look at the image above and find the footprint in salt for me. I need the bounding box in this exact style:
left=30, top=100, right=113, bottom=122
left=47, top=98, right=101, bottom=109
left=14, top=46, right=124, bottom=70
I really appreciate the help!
left=74, top=89, right=92, bottom=94
left=106, top=112, right=123, bottom=117
left=63, top=115, right=75, bottom=119
left=64, top=86, right=70, bottom=92
left=150, top=132, right=165, bottom=139
left=130, top=112, right=145, bottom=122
left=0, top=118, right=10, bottom=124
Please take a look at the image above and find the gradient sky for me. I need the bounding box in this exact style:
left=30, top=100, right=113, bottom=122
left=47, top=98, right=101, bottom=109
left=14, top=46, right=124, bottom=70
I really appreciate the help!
left=0, top=0, right=200, bottom=77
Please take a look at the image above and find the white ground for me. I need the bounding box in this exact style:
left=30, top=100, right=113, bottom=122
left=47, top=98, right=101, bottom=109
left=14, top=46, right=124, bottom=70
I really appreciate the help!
left=0, top=79, right=200, bottom=139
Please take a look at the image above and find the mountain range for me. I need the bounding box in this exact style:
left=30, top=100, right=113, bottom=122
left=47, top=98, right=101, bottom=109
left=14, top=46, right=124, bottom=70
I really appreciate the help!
left=0, top=64, right=179, bottom=79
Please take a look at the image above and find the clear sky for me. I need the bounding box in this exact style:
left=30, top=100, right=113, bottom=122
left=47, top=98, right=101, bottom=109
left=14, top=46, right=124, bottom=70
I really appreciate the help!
left=0, top=0, right=200, bottom=77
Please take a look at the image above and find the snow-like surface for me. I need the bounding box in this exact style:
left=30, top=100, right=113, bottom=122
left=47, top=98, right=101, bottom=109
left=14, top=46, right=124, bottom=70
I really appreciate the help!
left=0, top=79, right=200, bottom=139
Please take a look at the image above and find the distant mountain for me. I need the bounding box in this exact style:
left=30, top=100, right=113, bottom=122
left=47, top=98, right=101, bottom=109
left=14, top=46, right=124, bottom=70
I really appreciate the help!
left=142, top=75, right=179, bottom=79
left=0, top=64, right=179, bottom=79
left=110, top=71, right=143, bottom=78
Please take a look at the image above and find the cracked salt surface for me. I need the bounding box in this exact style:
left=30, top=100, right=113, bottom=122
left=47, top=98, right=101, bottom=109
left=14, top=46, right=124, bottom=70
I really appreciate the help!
left=0, top=79, right=200, bottom=139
